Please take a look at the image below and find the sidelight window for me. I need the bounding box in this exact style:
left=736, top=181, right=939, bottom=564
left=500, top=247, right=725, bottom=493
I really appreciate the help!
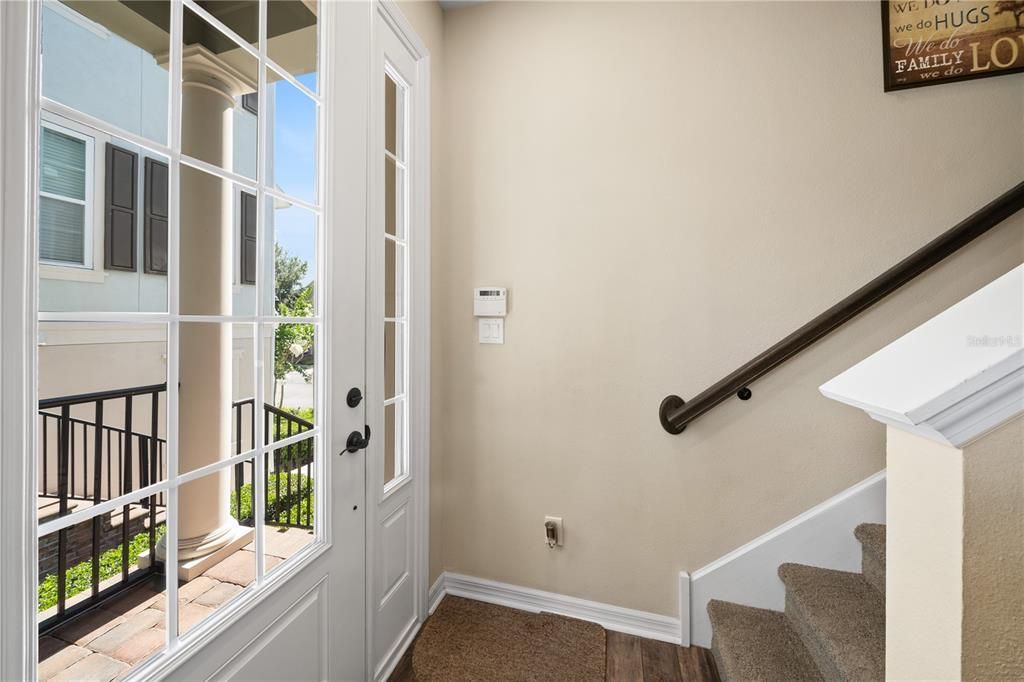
left=383, top=69, right=409, bottom=489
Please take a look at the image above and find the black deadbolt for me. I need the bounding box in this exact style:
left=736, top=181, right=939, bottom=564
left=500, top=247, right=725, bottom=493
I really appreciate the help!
left=346, top=387, right=363, bottom=408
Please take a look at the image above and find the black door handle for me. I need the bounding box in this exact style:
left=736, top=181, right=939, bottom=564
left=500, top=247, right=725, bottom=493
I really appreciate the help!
left=343, top=425, right=371, bottom=454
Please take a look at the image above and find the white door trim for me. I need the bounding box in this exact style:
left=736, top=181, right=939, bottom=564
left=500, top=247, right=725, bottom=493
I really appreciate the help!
left=0, top=2, right=41, bottom=679
left=367, top=2, right=431, bottom=678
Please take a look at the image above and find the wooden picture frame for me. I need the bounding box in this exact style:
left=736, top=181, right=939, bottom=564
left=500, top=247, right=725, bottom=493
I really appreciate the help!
left=881, top=0, right=1024, bottom=91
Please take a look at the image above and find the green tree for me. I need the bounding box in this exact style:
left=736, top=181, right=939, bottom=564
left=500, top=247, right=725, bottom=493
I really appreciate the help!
left=274, top=246, right=314, bottom=406
left=275, top=243, right=308, bottom=309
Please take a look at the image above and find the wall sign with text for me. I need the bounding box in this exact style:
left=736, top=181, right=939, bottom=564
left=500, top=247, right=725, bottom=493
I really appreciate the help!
left=882, top=0, right=1024, bottom=90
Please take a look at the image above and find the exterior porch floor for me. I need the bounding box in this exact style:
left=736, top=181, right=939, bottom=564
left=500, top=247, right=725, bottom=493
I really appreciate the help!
left=38, top=526, right=313, bottom=682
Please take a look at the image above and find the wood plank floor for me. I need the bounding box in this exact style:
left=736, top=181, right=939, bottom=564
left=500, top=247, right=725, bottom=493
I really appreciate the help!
left=607, top=631, right=719, bottom=682
left=390, top=626, right=720, bottom=682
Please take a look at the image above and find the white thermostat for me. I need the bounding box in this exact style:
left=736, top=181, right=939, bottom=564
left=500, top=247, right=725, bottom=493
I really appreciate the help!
left=474, top=287, right=507, bottom=345
left=474, top=287, right=507, bottom=317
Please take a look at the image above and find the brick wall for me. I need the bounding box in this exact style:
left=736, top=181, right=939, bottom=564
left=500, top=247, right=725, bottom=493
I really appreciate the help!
left=39, top=508, right=157, bottom=579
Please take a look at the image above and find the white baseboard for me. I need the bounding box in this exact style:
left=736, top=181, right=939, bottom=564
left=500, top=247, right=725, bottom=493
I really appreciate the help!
left=430, top=572, right=683, bottom=644
left=689, top=470, right=886, bottom=648
left=427, top=573, right=445, bottom=614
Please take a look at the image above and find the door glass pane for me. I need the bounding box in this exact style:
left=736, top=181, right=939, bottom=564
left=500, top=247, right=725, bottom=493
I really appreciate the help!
left=267, top=71, right=317, bottom=204
left=38, top=506, right=168, bottom=674
left=385, top=239, right=405, bottom=319
left=188, top=1, right=258, bottom=52
left=384, top=157, right=406, bottom=239
left=384, top=322, right=404, bottom=401
left=175, top=459, right=256, bottom=636
left=266, top=324, right=316, bottom=440
left=270, top=198, right=317, bottom=317
left=181, top=6, right=258, bottom=180
left=263, top=433, right=316, bottom=574
left=41, top=0, right=170, bottom=146
left=268, top=2, right=318, bottom=93
left=384, top=73, right=405, bottom=160
left=178, top=323, right=254, bottom=474
left=39, top=120, right=170, bottom=314
left=179, top=165, right=257, bottom=316
left=262, top=521, right=316, bottom=577
left=383, top=400, right=405, bottom=486
left=37, top=322, right=168, bottom=525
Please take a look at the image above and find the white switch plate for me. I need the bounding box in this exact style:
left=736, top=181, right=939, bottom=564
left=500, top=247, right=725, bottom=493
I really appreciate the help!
left=479, top=318, right=504, bottom=344
left=544, top=516, right=564, bottom=547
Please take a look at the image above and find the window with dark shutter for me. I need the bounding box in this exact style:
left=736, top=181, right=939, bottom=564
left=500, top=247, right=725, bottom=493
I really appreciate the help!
left=242, top=92, right=258, bottom=116
left=240, top=191, right=257, bottom=285
left=104, top=143, right=138, bottom=271
left=144, top=158, right=169, bottom=275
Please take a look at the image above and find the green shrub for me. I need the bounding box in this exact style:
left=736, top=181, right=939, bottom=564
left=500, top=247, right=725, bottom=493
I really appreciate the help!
left=230, top=471, right=314, bottom=527
left=285, top=407, right=314, bottom=422
left=270, top=409, right=315, bottom=467
left=38, top=525, right=166, bottom=612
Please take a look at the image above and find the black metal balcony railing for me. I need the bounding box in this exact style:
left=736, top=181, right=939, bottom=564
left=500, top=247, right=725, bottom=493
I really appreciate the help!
left=37, top=384, right=165, bottom=634
left=37, top=383, right=315, bottom=632
left=231, top=399, right=315, bottom=531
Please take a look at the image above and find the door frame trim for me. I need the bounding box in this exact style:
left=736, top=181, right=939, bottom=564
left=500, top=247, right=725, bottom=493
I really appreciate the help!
left=0, top=2, right=41, bottom=679
left=368, top=2, right=432, bottom=678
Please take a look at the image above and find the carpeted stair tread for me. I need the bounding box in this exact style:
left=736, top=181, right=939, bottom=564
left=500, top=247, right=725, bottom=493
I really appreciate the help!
left=854, top=523, right=886, bottom=562
left=779, top=563, right=885, bottom=682
left=707, top=600, right=823, bottom=682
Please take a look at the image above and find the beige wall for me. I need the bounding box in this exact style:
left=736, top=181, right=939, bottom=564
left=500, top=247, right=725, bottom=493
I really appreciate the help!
left=962, top=416, right=1024, bottom=680
left=396, top=0, right=447, bottom=583
left=429, top=0, right=1024, bottom=618
left=886, top=417, right=1024, bottom=681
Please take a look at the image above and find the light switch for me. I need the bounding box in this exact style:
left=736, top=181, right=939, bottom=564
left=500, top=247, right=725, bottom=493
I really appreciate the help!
left=479, top=318, right=504, bottom=344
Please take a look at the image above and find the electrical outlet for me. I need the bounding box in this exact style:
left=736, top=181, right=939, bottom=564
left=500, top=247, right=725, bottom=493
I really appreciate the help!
left=544, top=516, right=564, bottom=547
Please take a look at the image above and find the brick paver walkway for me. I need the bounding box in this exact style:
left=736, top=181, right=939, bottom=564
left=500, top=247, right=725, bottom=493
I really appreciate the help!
left=38, top=527, right=313, bottom=681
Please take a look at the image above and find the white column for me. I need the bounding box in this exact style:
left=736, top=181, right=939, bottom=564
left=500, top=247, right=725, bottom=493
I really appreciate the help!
left=155, top=47, right=256, bottom=578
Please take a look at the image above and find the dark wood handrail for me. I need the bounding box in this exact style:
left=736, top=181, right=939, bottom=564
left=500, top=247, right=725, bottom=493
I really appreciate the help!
left=660, top=180, right=1024, bottom=434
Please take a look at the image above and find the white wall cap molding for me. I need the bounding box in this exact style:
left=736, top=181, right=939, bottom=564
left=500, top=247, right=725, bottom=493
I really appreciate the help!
left=820, top=264, right=1023, bottom=448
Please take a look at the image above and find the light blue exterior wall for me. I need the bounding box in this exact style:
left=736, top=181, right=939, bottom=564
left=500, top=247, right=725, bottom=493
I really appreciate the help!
left=40, top=2, right=260, bottom=314
left=41, top=2, right=169, bottom=146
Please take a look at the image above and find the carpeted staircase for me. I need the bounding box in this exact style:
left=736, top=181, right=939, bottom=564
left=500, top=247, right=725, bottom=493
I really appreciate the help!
left=707, top=523, right=886, bottom=681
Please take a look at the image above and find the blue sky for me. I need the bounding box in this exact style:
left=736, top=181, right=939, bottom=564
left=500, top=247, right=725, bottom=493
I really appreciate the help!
left=272, top=72, right=318, bottom=288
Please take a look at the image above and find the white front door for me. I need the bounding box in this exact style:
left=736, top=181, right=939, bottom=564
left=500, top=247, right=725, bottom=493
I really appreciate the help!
left=1, top=2, right=370, bottom=680
left=367, top=5, right=430, bottom=680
